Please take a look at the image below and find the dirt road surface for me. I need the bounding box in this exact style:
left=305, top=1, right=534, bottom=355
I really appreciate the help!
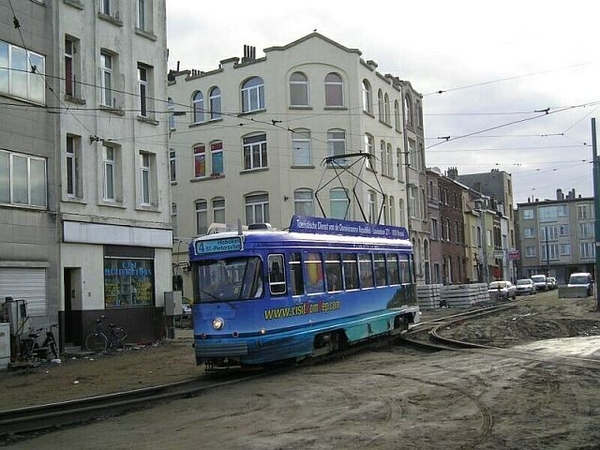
left=2, top=290, right=600, bottom=449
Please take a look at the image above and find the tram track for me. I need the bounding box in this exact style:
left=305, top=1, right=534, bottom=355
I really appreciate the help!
left=0, top=370, right=265, bottom=443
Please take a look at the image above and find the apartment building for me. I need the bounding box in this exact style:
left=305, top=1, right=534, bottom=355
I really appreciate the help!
left=167, top=32, right=427, bottom=296
left=1, top=0, right=172, bottom=348
left=516, top=188, right=595, bottom=283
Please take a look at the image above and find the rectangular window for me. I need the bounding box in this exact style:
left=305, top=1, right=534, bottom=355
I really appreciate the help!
left=525, top=246, right=536, bottom=257
left=581, top=242, right=595, bottom=259
left=138, top=65, right=148, bottom=117
left=100, top=51, right=113, bottom=107
left=523, top=209, right=534, bottom=220
left=194, top=145, right=206, bottom=178
left=103, top=145, right=116, bottom=201
left=342, top=253, right=359, bottom=290
left=374, top=253, right=387, bottom=286
left=431, top=218, right=438, bottom=240
left=100, top=0, right=112, bottom=15
left=292, top=130, right=311, bottom=166
left=325, top=253, right=342, bottom=292
left=243, top=134, right=267, bottom=170
left=579, top=222, right=593, bottom=238
left=245, top=193, right=269, bottom=225
left=66, top=134, right=81, bottom=198
left=294, top=189, right=314, bottom=216
left=211, top=142, right=223, bottom=175
left=104, top=257, right=154, bottom=307
left=169, top=149, right=176, bottom=183
left=327, top=130, right=346, bottom=164
left=387, top=254, right=400, bottom=285
left=196, top=200, right=207, bottom=235
left=305, top=253, right=324, bottom=293
left=289, top=252, right=304, bottom=296
left=0, top=150, right=47, bottom=207
left=64, top=36, right=79, bottom=97
left=359, top=254, right=374, bottom=288
left=560, top=243, right=570, bottom=256
left=136, top=0, right=147, bottom=30
left=139, top=152, right=153, bottom=205
left=268, top=254, right=286, bottom=295
left=0, top=40, right=45, bottom=104
left=213, top=198, right=225, bottom=223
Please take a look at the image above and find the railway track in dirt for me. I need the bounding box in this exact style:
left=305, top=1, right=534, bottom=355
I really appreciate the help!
left=0, top=371, right=265, bottom=444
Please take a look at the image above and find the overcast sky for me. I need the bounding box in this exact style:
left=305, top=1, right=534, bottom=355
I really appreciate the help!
left=166, top=0, right=599, bottom=206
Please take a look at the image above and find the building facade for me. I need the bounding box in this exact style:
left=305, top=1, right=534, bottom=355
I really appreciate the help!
left=516, top=188, right=595, bottom=284
left=1, top=0, right=172, bottom=349
left=167, top=33, right=424, bottom=297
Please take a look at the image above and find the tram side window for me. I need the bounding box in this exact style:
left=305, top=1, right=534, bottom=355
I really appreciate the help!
left=358, top=254, right=374, bottom=288
left=325, top=252, right=342, bottom=292
left=290, top=252, right=304, bottom=295
left=387, top=253, right=400, bottom=285
left=374, top=253, right=387, bottom=286
left=342, top=253, right=359, bottom=290
left=399, top=254, right=411, bottom=283
left=268, top=254, right=286, bottom=296
left=305, top=252, right=324, bottom=293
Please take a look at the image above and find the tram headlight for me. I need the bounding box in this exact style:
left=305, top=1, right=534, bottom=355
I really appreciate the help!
left=212, top=317, right=225, bottom=330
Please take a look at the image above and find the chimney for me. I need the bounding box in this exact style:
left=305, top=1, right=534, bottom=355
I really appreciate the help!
left=242, top=45, right=256, bottom=63
left=447, top=167, right=458, bottom=179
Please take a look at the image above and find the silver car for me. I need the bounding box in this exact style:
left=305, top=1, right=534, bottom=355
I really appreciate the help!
left=488, top=280, right=517, bottom=299
left=515, top=278, right=536, bottom=295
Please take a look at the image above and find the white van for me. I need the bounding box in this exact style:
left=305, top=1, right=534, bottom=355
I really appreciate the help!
left=568, top=272, right=593, bottom=297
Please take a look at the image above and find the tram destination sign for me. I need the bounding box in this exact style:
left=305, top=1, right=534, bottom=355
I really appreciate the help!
left=195, top=236, right=243, bottom=255
left=290, top=215, right=409, bottom=240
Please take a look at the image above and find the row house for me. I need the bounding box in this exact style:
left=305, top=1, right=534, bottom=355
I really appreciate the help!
left=1, top=0, right=173, bottom=350
left=167, top=32, right=428, bottom=297
left=516, top=188, right=595, bottom=284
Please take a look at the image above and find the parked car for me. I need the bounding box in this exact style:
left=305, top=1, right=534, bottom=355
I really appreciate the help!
left=530, top=274, right=548, bottom=292
left=515, top=278, right=537, bottom=295
left=568, top=272, right=594, bottom=297
left=546, top=277, right=557, bottom=290
left=181, top=298, right=192, bottom=317
left=488, top=280, right=517, bottom=299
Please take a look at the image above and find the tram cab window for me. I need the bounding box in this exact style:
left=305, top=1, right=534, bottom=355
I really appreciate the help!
left=305, top=252, right=324, bottom=293
left=358, top=254, right=374, bottom=288
left=289, top=252, right=304, bottom=295
left=268, top=254, right=286, bottom=296
left=342, top=253, right=359, bottom=290
left=197, top=257, right=262, bottom=302
left=325, top=253, right=342, bottom=292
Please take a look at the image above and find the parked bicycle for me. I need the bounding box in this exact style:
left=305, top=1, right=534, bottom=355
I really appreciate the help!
left=84, top=316, right=128, bottom=354
left=19, top=324, right=60, bottom=363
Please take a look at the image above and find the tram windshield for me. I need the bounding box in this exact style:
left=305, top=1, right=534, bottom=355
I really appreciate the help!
left=195, top=256, right=264, bottom=303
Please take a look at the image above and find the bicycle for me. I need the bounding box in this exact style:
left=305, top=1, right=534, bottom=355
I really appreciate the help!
left=19, top=324, right=60, bottom=363
left=84, top=316, right=128, bottom=354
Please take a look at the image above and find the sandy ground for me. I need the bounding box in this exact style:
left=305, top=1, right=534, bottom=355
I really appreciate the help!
left=2, top=291, right=600, bottom=449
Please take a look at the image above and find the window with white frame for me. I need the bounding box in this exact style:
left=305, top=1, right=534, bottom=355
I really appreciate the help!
left=209, top=86, right=221, bottom=120
left=578, top=204, right=591, bottom=220
left=241, top=77, right=265, bottom=113
left=294, top=188, right=314, bottom=216
left=386, top=143, right=393, bottom=176
left=389, top=195, right=395, bottom=225
left=327, top=129, right=346, bottom=164
left=0, top=149, right=47, bottom=207
left=368, top=190, right=377, bottom=223
left=169, top=149, right=176, bottom=183
left=522, top=209, right=534, bottom=220
left=404, top=93, right=413, bottom=126
left=431, top=218, right=438, bottom=240
left=100, top=51, right=114, bottom=107
left=243, top=134, right=267, bottom=170
left=136, top=0, right=152, bottom=32
left=384, top=93, right=390, bottom=124
left=364, top=134, right=375, bottom=171
left=171, top=202, right=178, bottom=237
left=0, top=40, right=45, bottom=104
left=362, top=80, right=372, bottom=114
left=382, top=194, right=389, bottom=224
left=541, top=244, right=559, bottom=261
left=137, top=63, right=152, bottom=118
left=324, top=72, right=343, bottom=107
left=245, top=193, right=269, bottom=225
left=330, top=188, right=349, bottom=220
left=193, top=144, right=206, bottom=178
left=139, top=151, right=155, bottom=206
left=524, top=227, right=535, bottom=238
left=213, top=197, right=225, bottom=223
left=66, top=134, right=81, bottom=198
left=409, top=185, right=418, bottom=219
left=102, top=144, right=119, bottom=201
left=525, top=246, right=536, bottom=257
left=377, top=90, right=384, bottom=120
left=64, top=36, right=80, bottom=98
left=559, top=224, right=570, bottom=235
left=408, top=138, right=417, bottom=170
left=581, top=242, right=595, bottom=259
left=195, top=200, right=207, bottom=235
left=292, top=129, right=311, bottom=166
left=380, top=140, right=387, bottom=175
left=560, top=243, right=570, bottom=255
left=579, top=222, right=593, bottom=238
left=289, top=72, right=309, bottom=106
left=211, top=141, right=223, bottom=175
left=394, top=100, right=401, bottom=131
left=396, top=147, right=404, bottom=181
left=100, top=0, right=112, bottom=15
left=192, top=91, right=204, bottom=124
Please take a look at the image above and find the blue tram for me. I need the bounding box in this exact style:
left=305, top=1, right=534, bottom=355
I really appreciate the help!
left=188, top=215, right=420, bottom=370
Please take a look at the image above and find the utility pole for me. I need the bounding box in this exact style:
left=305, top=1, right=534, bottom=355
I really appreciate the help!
left=592, top=118, right=600, bottom=311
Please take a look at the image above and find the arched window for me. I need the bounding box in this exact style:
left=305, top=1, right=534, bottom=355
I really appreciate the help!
left=193, top=143, right=206, bottom=178
left=209, top=86, right=221, bottom=120
left=292, top=128, right=311, bottom=166
left=404, top=93, right=413, bottom=126
left=380, top=140, right=386, bottom=175
left=330, top=188, right=349, bottom=220
left=327, top=128, right=346, bottom=163
left=241, top=76, right=265, bottom=113
left=384, top=93, right=390, bottom=124
left=324, top=72, right=343, bottom=107
left=167, top=97, right=175, bottom=130
left=294, top=188, right=314, bottom=216
left=362, top=80, right=372, bottom=114
left=210, top=141, right=223, bottom=175
left=394, top=100, right=401, bottom=131
left=289, top=72, right=309, bottom=106
left=386, top=143, right=393, bottom=176
left=192, top=91, right=204, bottom=124
left=364, top=133, right=375, bottom=171
left=377, top=89, right=384, bottom=120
